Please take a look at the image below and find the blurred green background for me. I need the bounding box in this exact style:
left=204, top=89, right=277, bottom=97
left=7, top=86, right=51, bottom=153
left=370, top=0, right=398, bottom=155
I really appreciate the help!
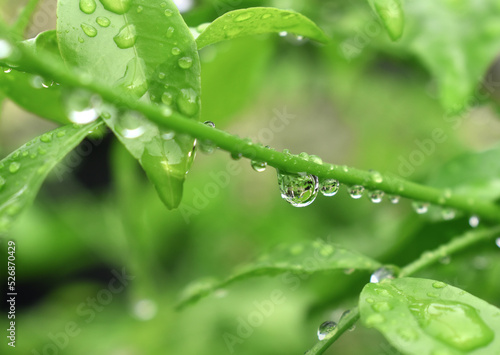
left=1, top=0, right=500, bottom=354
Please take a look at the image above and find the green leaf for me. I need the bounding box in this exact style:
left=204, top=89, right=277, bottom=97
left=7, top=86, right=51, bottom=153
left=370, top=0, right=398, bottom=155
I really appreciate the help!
left=367, top=0, right=404, bottom=41
left=400, top=1, right=500, bottom=112
left=57, top=0, right=201, bottom=209
left=0, top=121, right=101, bottom=236
left=195, top=7, right=329, bottom=50
left=178, top=240, right=381, bottom=308
left=426, top=146, right=500, bottom=203
left=359, top=278, right=500, bottom=354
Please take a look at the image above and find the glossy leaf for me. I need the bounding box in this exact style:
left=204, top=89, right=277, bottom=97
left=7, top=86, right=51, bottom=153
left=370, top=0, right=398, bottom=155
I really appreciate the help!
left=0, top=121, right=102, bottom=236
left=196, top=7, right=329, bottom=49
left=367, top=0, right=404, bottom=41
left=178, top=240, right=381, bottom=308
left=401, top=1, right=500, bottom=112
left=57, top=0, right=201, bottom=209
left=359, top=278, right=500, bottom=354
left=426, top=146, right=500, bottom=202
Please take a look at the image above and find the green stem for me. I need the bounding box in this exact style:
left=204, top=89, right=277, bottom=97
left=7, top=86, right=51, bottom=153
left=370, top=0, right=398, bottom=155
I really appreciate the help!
left=2, top=24, right=500, bottom=222
left=11, top=0, right=41, bottom=39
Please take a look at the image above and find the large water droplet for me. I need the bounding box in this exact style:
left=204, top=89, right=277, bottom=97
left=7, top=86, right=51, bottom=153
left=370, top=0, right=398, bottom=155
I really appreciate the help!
left=409, top=301, right=494, bottom=351
left=96, top=16, right=111, bottom=27
left=164, top=9, right=174, bottom=17
left=81, top=23, right=98, bottom=37
left=114, top=24, right=137, bottom=49
left=319, top=178, right=339, bottom=197
left=370, top=267, right=395, bottom=283
left=412, top=201, right=429, bottom=214
left=99, top=0, right=131, bottom=14
left=177, top=88, right=199, bottom=117
left=117, top=111, right=146, bottom=138
left=251, top=160, right=267, bottom=172
left=114, top=57, right=148, bottom=98
left=178, top=57, right=193, bottom=69
left=469, top=215, right=479, bottom=228
left=9, top=162, right=20, bottom=174
left=80, top=0, right=97, bottom=14
left=369, top=190, right=384, bottom=203
left=0, top=39, right=13, bottom=59
left=64, top=89, right=100, bottom=124
left=278, top=171, right=319, bottom=207
left=317, top=321, right=337, bottom=340
left=349, top=185, right=364, bottom=199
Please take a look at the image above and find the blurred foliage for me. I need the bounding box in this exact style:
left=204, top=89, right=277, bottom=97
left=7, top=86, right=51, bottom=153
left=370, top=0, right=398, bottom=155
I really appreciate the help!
left=1, top=0, right=500, bottom=354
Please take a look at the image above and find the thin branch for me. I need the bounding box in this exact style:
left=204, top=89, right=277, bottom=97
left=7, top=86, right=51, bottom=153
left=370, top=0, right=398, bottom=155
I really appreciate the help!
left=1, top=23, right=500, bottom=222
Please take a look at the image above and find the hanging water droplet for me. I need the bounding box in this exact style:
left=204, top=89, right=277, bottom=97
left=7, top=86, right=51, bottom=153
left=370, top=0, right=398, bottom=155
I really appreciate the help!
left=0, top=39, right=13, bottom=59
left=319, top=178, right=340, bottom=197
left=9, top=162, right=20, bottom=174
left=251, top=160, right=267, bottom=172
left=178, top=57, right=193, bottom=69
left=441, top=208, right=455, bottom=221
left=63, top=89, right=100, bottom=124
left=231, top=152, right=242, bottom=160
left=278, top=171, right=319, bottom=207
left=171, top=47, right=181, bottom=55
left=99, top=0, right=131, bottom=14
left=412, top=201, right=429, bottom=214
left=57, top=130, right=67, bottom=138
left=340, top=310, right=351, bottom=323
left=114, top=24, right=137, bottom=49
left=117, top=111, right=146, bottom=138
left=177, top=88, right=199, bottom=117
left=81, top=23, right=98, bottom=37
left=469, top=215, right=479, bottom=228
left=96, top=16, right=111, bottom=27
left=370, top=267, right=395, bottom=283
left=317, top=321, right=337, bottom=340
left=198, top=121, right=216, bottom=154
left=79, top=0, right=97, bottom=14
left=279, top=31, right=288, bottom=37
left=369, top=190, right=384, bottom=203
left=348, top=185, right=364, bottom=199
left=388, top=195, right=400, bottom=204
left=30, top=76, right=45, bottom=89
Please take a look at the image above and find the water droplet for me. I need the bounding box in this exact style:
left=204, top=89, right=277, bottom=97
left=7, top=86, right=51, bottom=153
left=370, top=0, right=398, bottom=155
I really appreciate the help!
left=64, top=89, right=100, bottom=124
left=432, top=281, right=447, bottom=289
left=372, top=301, right=392, bottom=312
left=309, top=155, right=323, bottom=164
left=412, top=201, right=429, bottom=214
left=4, top=68, right=12, bottom=73
left=177, top=88, right=199, bottom=117
left=133, top=299, right=158, bottom=321
left=40, top=132, right=53, bottom=143
left=96, top=16, right=111, bottom=27
left=348, top=185, right=364, bottom=199
left=279, top=31, right=288, bottom=37
left=317, top=321, right=337, bottom=340
left=319, top=178, right=339, bottom=197
left=0, top=40, right=13, bottom=59
left=117, top=111, right=146, bottom=138
left=81, top=23, right=98, bottom=37
left=365, top=313, right=385, bottom=326
left=370, top=170, right=383, bottom=183
left=56, top=130, right=67, bottom=138
left=171, top=47, right=181, bottom=55
left=388, top=195, right=400, bottom=204
left=231, top=152, right=242, bottom=160
left=114, top=57, right=148, bottom=97
left=99, top=0, right=131, bottom=14
left=136, top=5, right=143, bottom=13
left=79, top=0, right=97, bottom=14
left=178, top=57, right=193, bottom=69
left=278, top=171, right=319, bottom=207
left=160, top=1, right=167, bottom=7
left=409, top=301, right=494, bottom=351
left=369, top=190, right=384, bottom=203
left=161, top=91, right=173, bottom=105
left=114, top=24, right=137, bottom=49
left=251, top=160, right=267, bottom=172
left=340, top=310, right=351, bottom=323
left=199, top=121, right=217, bottom=154
left=165, top=26, right=175, bottom=38
left=441, top=208, right=455, bottom=220
left=469, top=215, right=479, bottom=228
left=164, top=9, right=173, bottom=17
left=9, top=162, right=20, bottom=174
left=234, top=12, right=254, bottom=22
left=370, top=267, right=394, bottom=283
left=495, top=238, right=500, bottom=248
left=78, top=36, right=85, bottom=43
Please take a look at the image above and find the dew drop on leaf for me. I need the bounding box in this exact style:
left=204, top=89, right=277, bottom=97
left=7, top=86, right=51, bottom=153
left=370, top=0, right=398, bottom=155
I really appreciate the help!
left=117, top=111, right=146, bottom=139
left=177, top=88, right=199, bottom=117
left=0, top=39, right=13, bottom=59
left=114, top=24, right=137, bottom=49
left=231, top=152, right=242, bottom=160
left=63, top=89, right=100, bottom=124
left=412, top=201, right=429, bottom=214
left=9, top=162, right=21, bottom=174
left=99, top=0, right=131, bottom=14
left=469, top=215, right=479, bottom=228
left=278, top=171, right=319, bottom=207
left=348, top=185, right=364, bottom=199
left=166, top=26, right=175, bottom=38
left=319, top=178, right=340, bottom=197
left=234, top=12, right=254, bottom=22
left=96, top=16, right=111, bottom=27
left=178, top=57, right=193, bottom=69
left=171, top=47, right=181, bottom=56
left=370, top=267, right=395, bottom=283
left=40, top=133, right=53, bottom=143
left=369, top=190, right=384, bottom=203
left=81, top=23, right=98, bottom=37
left=136, top=5, right=143, bottom=13
left=79, top=0, right=97, bottom=14
left=317, top=321, right=337, bottom=340
left=164, top=9, right=173, bottom=17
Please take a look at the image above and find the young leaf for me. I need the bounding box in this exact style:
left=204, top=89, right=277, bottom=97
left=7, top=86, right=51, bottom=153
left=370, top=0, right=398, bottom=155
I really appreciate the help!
left=359, top=278, right=500, bottom=354
left=57, top=0, right=201, bottom=209
left=178, top=240, right=381, bottom=308
left=195, top=7, right=329, bottom=50
left=0, top=121, right=102, bottom=236
left=367, top=0, right=404, bottom=41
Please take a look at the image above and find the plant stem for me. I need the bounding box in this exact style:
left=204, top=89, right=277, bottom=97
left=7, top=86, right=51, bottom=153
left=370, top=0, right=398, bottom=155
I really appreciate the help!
left=2, top=24, right=500, bottom=222
left=11, top=0, right=41, bottom=39
left=306, top=226, right=500, bottom=354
